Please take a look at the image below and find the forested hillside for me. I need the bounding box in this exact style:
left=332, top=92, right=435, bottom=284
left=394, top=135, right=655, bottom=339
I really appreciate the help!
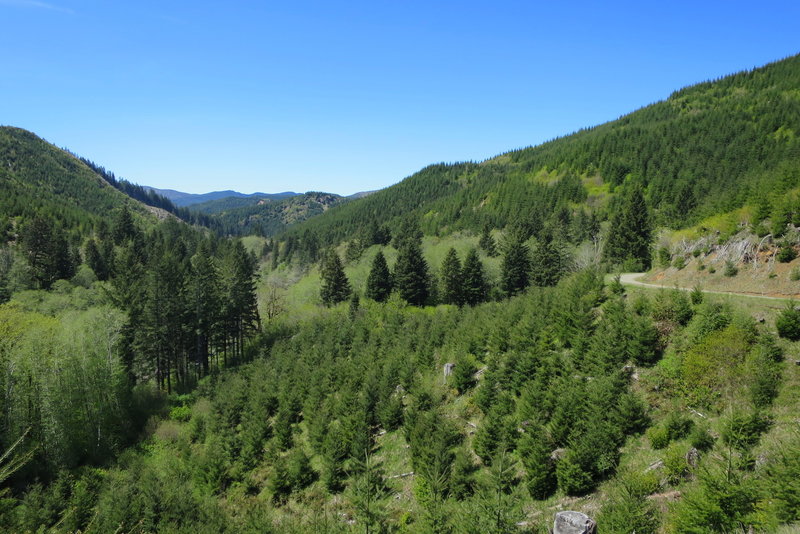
left=274, top=54, right=800, bottom=256
left=2, top=53, right=800, bottom=533
left=192, top=191, right=346, bottom=237
left=0, top=127, right=214, bottom=233
left=0, top=127, right=145, bottom=235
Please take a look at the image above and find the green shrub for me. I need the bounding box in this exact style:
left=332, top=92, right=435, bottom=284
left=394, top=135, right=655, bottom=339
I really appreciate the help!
left=690, top=286, right=704, bottom=305
left=723, top=261, right=738, bottom=277
left=689, top=425, right=715, bottom=452
left=646, top=425, right=670, bottom=450
left=763, top=436, right=800, bottom=523
left=597, top=471, right=660, bottom=534
left=777, top=244, right=797, bottom=263
left=668, top=467, right=759, bottom=532
left=658, top=247, right=671, bottom=267
left=665, top=412, right=694, bottom=441
left=450, top=355, right=477, bottom=394
left=721, top=410, right=770, bottom=452
left=556, top=452, right=594, bottom=496
left=692, top=249, right=702, bottom=258
left=663, top=443, right=690, bottom=485
left=791, top=267, right=800, bottom=281
left=708, top=266, right=716, bottom=274
left=776, top=303, right=800, bottom=341
left=673, top=256, right=686, bottom=270
left=747, top=341, right=783, bottom=408
left=616, top=393, right=650, bottom=436
left=169, top=405, right=191, bottom=422
left=652, top=289, right=694, bottom=325
left=609, top=274, right=625, bottom=295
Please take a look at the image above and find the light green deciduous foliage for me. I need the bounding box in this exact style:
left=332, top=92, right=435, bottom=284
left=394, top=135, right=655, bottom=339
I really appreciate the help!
left=0, top=304, right=131, bottom=477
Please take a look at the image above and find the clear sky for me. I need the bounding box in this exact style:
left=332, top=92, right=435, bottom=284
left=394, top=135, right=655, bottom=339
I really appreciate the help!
left=1, top=1, right=798, bottom=195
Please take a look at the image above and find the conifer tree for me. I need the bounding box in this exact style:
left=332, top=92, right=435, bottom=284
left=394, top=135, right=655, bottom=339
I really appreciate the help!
left=189, top=241, right=220, bottom=375
left=365, top=250, right=392, bottom=302
left=393, top=241, right=430, bottom=306
left=20, top=216, right=73, bottom=289
left=603, top=185, right=652, bottom=270
left=319, top=250, right=351, bottom=306
left=531, top=236, right=565, bottom=287
left=439, top=247, right=463, bottom=305
left=221, top=240, right=261, bottom=361
left=517, top=426, right=556, bottom=500
left=479, top=224, right=498, bottom=257
left=461, top=248, right=488, bottom=306
left=111, top=205, right=136, bottom=245
left=85, top=238, right=109, bottom=281
left=501, top=237, right=531, bottom=297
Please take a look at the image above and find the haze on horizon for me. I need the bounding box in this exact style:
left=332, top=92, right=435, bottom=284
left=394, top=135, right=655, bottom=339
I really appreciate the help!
left=1, top=0, right=798, bottom=196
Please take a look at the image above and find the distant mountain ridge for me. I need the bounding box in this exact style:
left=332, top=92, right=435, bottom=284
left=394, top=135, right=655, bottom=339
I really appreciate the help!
left=143, top=187, right=299, bottom=207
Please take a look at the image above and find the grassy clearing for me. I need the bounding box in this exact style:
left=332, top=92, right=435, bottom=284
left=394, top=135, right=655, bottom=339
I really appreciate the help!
left=258, top=233, right=503, bottom=319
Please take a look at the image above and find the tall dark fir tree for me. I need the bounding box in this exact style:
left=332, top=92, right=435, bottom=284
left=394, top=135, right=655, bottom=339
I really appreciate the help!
left=20, top=215, right=74, bottom=289
left=365, top=250, right=392, bottom=302
left=320, top=250, right=351, bottom=306
left=461, top=248, right=488, bottom=306
left=479, top=225, right=498, bottom=257
left=439, top=247, right=463, bottom=306
left=393, top=240, right=430, bottom=306
left=501, top=236, right=531, bottom=297
left=603, top=185, right=652, bottom=270
left=530, top=236, right=565, bottom=287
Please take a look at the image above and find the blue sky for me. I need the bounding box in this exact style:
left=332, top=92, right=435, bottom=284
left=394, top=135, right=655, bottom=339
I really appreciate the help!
left=1, top=1, right=799, bottom=195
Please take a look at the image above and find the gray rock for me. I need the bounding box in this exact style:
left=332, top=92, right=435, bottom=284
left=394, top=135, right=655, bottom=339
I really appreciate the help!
left=553, top=511, right=597, bottom=534
left=444, top=362, right=456, bottom=379
left=685, top=447, right=700, bottom=469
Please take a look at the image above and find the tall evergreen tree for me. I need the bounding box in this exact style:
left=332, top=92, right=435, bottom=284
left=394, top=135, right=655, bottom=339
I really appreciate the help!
left=141, top=248, right=186, bottom=392
left=530, top=236, right=565, bottom=287
left=439, top=247, right=463, bottom=305
left=221, top=240, right=261, bottom=361
left=319, top=250, right=351, bottom=306
left=20, top=216, right=73, bottom=289
left=517, top=426, right=556, bottom=500
left=111, top=205, right=136, bottom=245
left=365, top=250, right=392, bottom=302
left=501, top=237, right=531, bottom=297
left=189, top=240, right=221, bottom=375
left=479, top=225, right=498, bottom=257
left=393, top=241, right=430, bottom=306
left=461, top=248, right=488, bottom=306
left=85, top=238, right=108, bottom=281
left=603, top=185, right=652, bottom=270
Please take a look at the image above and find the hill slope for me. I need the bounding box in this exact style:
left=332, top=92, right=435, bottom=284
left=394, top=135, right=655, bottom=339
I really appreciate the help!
left=207, top=191, right=347, bottom=236
left=0, top=127, right=150, bottom=231
left=282, top=53, right=800, bottom=247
